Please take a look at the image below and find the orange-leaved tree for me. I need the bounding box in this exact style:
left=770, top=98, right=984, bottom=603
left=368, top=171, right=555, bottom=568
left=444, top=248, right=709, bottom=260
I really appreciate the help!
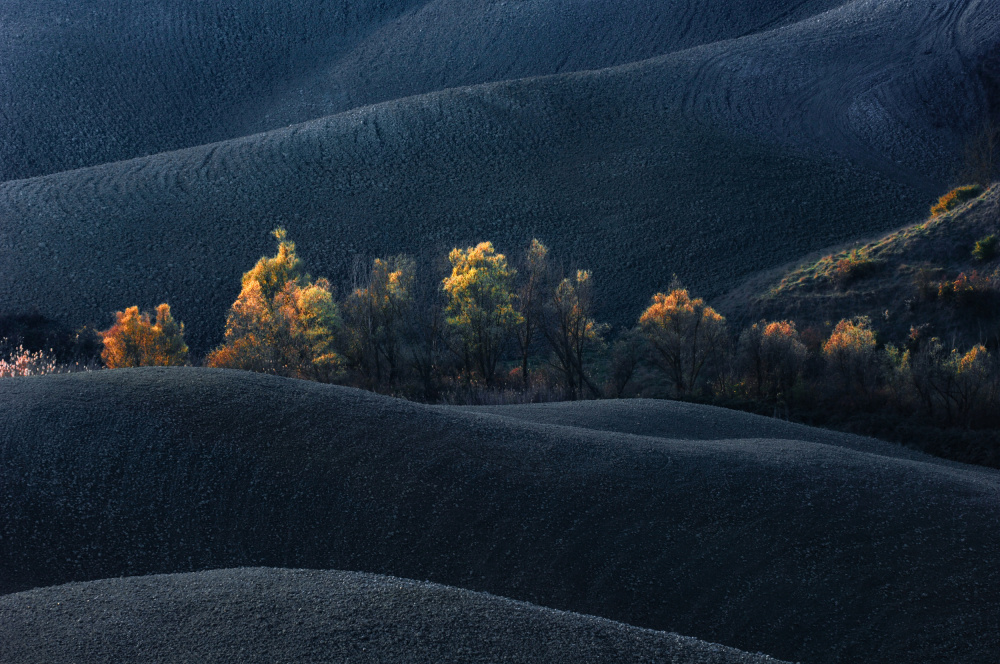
left=638, top=287, right=726, bottom=396
left=822, top=316, right=880, bottom=403
left=737, top=319, right=807, bottom=400
left=101, top=304, right=189, bottom=368
left=206, top=228, right=342, bottom=381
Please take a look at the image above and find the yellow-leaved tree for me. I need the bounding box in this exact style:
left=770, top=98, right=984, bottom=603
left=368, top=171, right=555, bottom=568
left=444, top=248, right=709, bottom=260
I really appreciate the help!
left=206, top=228, right=342, bottom=381
left=638, top=287, right=726, bottom=396
left=442, top=241, right=523, bottom=385
left=101, top=304, right=189, bottom=368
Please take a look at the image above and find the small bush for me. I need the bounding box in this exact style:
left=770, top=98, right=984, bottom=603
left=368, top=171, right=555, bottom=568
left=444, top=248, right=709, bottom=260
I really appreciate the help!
left=972, top=234, right=998, bottom=262
left=930, top=185, right=983, bottom=216
left=831, top=248, right=879, bottom=288
left=937, top=271, right=995, bottom=310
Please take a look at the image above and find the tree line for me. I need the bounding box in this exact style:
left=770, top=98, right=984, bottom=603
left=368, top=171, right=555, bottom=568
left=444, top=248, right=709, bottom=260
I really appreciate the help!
left=6, top=228, right=999, bottom=467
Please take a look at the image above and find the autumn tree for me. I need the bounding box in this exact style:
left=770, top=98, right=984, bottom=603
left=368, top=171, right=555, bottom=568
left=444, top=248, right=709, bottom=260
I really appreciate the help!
left=544, top=270, right=606, bottom=399
left=101, top=304, right=189, bottom=368
left=206, top=228, right=342, bottom=381
left=638, top=287, right=727, bottom=396
left=822, top=316, right=880, bottom=403
left=344, top=255, right=415, bottom=388
left=737, top=320, right=807, bottom=400
left=514, top=239, right=549, bottom=389
left=442, top=242, right=523, bottom=386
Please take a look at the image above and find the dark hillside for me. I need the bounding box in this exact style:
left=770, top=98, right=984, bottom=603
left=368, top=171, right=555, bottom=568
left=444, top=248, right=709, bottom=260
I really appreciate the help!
left=2, top=368, right=998, bottom=663
left=0, top=568, right=790, bottom=664
left=0, top=0, right=845, bottom=182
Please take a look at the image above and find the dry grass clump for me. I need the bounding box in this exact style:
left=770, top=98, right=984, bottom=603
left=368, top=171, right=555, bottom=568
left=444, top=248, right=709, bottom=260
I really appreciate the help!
left=0, top=342, right=57, bottom=378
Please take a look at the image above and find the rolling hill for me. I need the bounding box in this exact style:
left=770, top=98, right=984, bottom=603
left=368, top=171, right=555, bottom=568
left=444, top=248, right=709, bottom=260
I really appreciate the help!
left=0, top=0, right=997, bottom=351
left=2, top=368, right=998, bottom=663
left=0, top=567, right=789, bottom=663
left=0, top=0, right=849, bottom=182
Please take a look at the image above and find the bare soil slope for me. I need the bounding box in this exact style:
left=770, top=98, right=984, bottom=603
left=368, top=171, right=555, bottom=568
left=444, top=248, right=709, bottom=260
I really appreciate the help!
left=0, top=568, right=788, bottom=664
left=2, top=368, right=998, bottom=663
left=0, top=0, right=846, bottom=182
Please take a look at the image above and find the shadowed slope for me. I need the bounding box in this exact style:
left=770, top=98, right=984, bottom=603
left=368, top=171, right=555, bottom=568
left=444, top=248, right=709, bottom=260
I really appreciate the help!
left=0, top=568, right=789, bottom=664
left=463, top=399, right=934, bottom=462
left=1, top=368, right=998, bottom=663
left=0, top=0, right=846, bottom=182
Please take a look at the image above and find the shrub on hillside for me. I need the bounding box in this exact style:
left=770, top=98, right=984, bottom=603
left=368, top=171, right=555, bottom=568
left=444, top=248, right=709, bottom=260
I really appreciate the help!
left=831, top=248, right=880, bottom=288
left=936, top=270, right=996, bottom=311
left=101, top=304, right=188, bottom=368
left=206, top=229, right=342, bottom=381
left=930, top=185, right=983, bottom=216
left=972, top=234, right=998, bottom=262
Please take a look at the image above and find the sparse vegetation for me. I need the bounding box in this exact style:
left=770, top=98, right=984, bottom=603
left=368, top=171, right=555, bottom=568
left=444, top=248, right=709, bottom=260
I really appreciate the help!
left=831, top=248, right=880, bottom=287
left=0, top=342, right=58, bottom=378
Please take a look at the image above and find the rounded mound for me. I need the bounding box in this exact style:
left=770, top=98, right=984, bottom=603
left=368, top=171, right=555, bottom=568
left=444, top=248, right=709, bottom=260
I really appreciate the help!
left=0, top=567, right=788, bottom=663
left=2, top=368, right=998, bottom=663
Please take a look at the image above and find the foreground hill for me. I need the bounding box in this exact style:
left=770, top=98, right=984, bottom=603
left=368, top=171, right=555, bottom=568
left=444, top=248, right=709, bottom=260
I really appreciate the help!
left=2, top=368, right=998, bottom=663
left=0, top=568, right=788, bottom=663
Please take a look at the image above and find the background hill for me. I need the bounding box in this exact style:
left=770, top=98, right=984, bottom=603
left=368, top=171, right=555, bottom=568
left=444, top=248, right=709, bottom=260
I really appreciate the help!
left=0, top=0, right=847, bottom=182
left=2, top=368, right=998, bottom=663
left=0, top=0, right=997, bottom=351
left=0, top=568, right=789, bottom=663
